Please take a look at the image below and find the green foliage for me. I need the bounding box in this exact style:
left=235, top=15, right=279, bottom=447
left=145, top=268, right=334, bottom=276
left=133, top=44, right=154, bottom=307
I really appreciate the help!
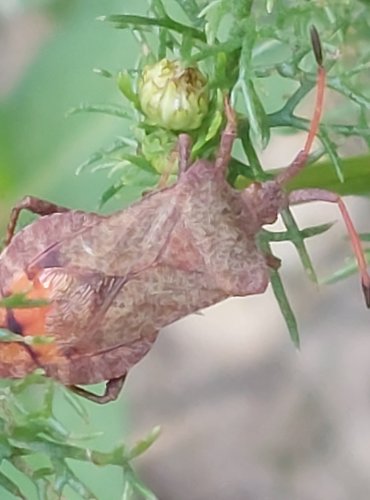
left=0, top=294, right=49, bottom=310
left=0, top=374, right=159, bottom=499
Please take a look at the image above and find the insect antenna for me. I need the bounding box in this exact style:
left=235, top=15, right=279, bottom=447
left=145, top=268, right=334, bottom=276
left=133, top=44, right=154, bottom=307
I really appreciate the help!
left=277, top=25, right=325, bottom=185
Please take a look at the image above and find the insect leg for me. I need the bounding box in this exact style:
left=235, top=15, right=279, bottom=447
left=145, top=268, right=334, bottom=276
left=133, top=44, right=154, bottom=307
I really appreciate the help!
left=155, top=134, right=192, bottom=188
left=6, top=196, right=70, bottom=246
left=265, top=253, right=281, bottom=270
left=214, top=96, right=237, bottom=174
left=289, top=188, right=370, bottom=307
left=177, top=133, right=192, bottom=175
left=68, top=374, right=127, bottom=404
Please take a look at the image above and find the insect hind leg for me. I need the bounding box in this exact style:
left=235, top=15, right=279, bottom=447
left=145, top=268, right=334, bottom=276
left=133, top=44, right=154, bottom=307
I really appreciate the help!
left=289, top=188, right=370, bottom=307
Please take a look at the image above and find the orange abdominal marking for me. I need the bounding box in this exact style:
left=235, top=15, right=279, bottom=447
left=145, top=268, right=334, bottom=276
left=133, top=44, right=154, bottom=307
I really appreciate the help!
left=6, top=272, right=51, bottom=336
left=0, top=271, right=61, bottom=366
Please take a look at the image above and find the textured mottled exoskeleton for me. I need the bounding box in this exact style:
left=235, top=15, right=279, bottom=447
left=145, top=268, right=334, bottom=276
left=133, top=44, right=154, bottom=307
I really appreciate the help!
left=0, top=29, right=369, bottom=403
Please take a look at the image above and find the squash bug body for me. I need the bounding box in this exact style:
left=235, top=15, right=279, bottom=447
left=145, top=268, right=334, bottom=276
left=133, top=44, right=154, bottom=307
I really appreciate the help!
left=0, top=28, right=368, bottom=403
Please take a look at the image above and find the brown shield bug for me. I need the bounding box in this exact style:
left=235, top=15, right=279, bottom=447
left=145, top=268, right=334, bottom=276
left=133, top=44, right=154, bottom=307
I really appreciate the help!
left=0, top=27, right=369, bottom=403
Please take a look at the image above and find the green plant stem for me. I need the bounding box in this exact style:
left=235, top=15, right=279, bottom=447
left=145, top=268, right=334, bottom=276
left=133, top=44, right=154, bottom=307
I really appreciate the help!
left=12, top=440, right=129, bottom=467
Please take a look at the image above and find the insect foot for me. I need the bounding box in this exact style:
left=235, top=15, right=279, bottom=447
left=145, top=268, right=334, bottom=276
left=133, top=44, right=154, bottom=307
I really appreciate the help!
left=0, top=27, right=368, bottom=403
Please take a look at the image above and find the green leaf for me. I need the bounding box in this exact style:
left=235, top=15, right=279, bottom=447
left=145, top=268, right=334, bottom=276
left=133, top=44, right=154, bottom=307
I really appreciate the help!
left=238, top=120, right=270, bottom=181
left=122, top=476, right=135, bottom=500
left=119, top=154, right=158, bottom=174
left=31, top=466, right=54, bottom=481
left=67, top=103, right=131, bottom=120
left=328, top=75, right=370, bottom=109
left=237, top=19, right=270, bottom=148
left=0, top=470, right=26, bottom=499
left=322, top=249, right=370, bottom=285
left=232, top=0, right=253, bottom=18
left=238, top=79, right=270, bottom=149
left=75, top=138, right=131, bottom=174
left=191, top=38, right=242, bottom=63
left=266, top=0, right=275, bottom=13
left=99, top=180, right=126, bottom=207
left=322, top=258, right=358, bottom=285
left=128, top=426, right=161, bottom=460
left=262, top=222, right=334, bottom=242
left=0, top=294, right=49, bottom=309
left=174, top=0, right=203, bottom=25
left=0, top=436, right=13, bottom=461
left=192, top=92, right=224, bottom=153
left=100, top=14, right=206, bottom=43
left=117, top=71, right=141, bottom=109
left=204, top=109, right=223, bottom=143
left=122, top=465, right=158, bottom=500
left=318, top=127, right=344, bottom=183
left=280, top=208, right=318, bottom=283
left=92, top=68, right=114, bottom=79
left=52, top=459, right=97, bottom=499
left=285, top=154, right=370, bottom=196
left=131, top=475, right=158, bottom=500
left=100, top=161, right=158, bottom=206
left=198, top=0, right=229, bottom=44
left=259, top=238, right=300, bottom=347
left=270, top=269, right=300, bottom=348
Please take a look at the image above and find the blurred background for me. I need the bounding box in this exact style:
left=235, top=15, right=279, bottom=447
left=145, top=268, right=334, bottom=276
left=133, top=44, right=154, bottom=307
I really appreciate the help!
left=1, top=1, right=370, bottom=499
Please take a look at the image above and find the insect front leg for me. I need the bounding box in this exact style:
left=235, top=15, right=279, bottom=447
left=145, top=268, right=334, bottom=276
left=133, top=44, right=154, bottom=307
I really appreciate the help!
left=214, top=96, right=237, bottom=174
left=289, top=188, right=370, bottom=307
left=154, top=133, right=192, bottom=189
left=68, top=374, right=127, bottom=404
left=177, top=133, right=192, bottom=175
left=6, top=195, right=70, bottom=246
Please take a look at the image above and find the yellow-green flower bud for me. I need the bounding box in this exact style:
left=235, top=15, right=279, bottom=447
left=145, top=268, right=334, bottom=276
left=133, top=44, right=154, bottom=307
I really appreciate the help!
left=138, top=59, right=208, bottom=131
